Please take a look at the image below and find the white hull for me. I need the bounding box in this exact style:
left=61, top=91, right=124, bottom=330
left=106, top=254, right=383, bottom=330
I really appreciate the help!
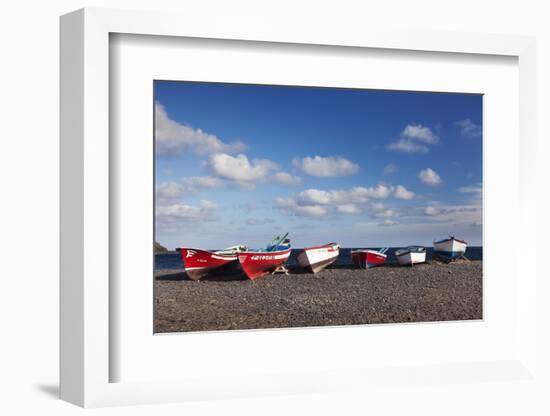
left=434, top=238, right=467, bottom=257
left=297, top=244, right=340, bottom=273
left=396, top=251, right=426, bottom=266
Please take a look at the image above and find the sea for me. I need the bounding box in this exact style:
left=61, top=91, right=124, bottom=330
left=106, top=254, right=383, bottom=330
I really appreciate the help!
left=155, top=247, right=483, bottom=271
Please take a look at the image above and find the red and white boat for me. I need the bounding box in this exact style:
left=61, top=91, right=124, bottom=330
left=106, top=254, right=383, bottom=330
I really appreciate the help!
left=297, top=243, right=340, bottom=273
left=351, top=248, right=388, bottom=269
left=238, top=234, right=291, bottom=280
left=178, top=245, right=247, bottom=280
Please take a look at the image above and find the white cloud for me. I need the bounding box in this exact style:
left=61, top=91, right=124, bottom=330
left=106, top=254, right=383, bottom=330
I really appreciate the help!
left=402, top=124, right=439, bottom=144
left=208, top=153, right=278, bottom=182
left=296, top=185, right=392, bottom=207
left=375, top=209, right=397, bottom=218
left=383, top=163, right=398, bottom=175
left=458, top=183, right=482, bottom=203
left=394, top=185, right=415, bottom=200
left=458, top=184, right=482, bottom=193
left=270, top=172, right=301, bottom=186
left=297, top=189, right=340, bottom=205
left=198, top=199, right=217, bottom=210
left=155, top=102, right=246, bottom=156
left=337, top=204, right=360, bottom=214
left=424, top=206, right=441, bottom=216
left=245, top=218, right=274, bottom=226
left=234, top=181, right=257, bottom=191
left=456, top=119, right=481, bottom=137
left=387, top=124, right=438, bottom=153
left=378, top=219, right=400, bottom=227
left=293, top=155, right=359, bottom=177
left=415, top=204, right=480, bottom=221
left=156, top=181, right=187, bottom=202
left=386, top=138, right=429, bottom=153
left=366, top=184, right=393, bottom=199
left=293, top=205, right=327, bottom=216
left=206, top=153, right=300, bottom=187
left=418, top=168, right=442, bottom=186
left=156, top=199, right=218, bottom=223
left=274, top=197, right=327, bottom=217
left=188, top=176, right=224, bottom=188
left=368, top=200, right=482, bottom=231
left=348, top=187, right=375, bottom=202
left=274, top=185, right=399, bottom=218
left=156, top=176, right=224, bottom=202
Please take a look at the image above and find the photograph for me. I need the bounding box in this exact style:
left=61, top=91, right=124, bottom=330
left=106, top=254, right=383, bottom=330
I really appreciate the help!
left=153, top=81, right=483, bottom=333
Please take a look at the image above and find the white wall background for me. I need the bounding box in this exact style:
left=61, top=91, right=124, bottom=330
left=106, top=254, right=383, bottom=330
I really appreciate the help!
left=0, top=0, right=548, bottom=415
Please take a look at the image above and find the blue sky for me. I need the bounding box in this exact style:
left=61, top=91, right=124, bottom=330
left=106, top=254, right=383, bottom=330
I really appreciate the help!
left=155, top=81, right=482, bottom=250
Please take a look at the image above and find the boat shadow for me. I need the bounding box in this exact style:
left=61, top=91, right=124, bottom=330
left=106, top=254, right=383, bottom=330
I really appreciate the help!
left=285, top=263, right=404, bottom=273
left=325, top=263, right=405, bottom=270
left=155, top=271, right=188, bottom=281
left=155, top=263, right=249, bottom=281
left=260, top=263, right=410, bottom=274
left=155, top=261, right=441, bottom=281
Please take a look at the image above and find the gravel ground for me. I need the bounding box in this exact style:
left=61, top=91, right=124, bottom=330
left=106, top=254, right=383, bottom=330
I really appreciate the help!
left=154, top=261, right=482, bottom=333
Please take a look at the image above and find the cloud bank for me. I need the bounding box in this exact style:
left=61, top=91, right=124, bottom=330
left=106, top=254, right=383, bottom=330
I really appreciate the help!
left=387, top=124, right=439, bottom=154
left=274, top=184, right=410, bottom=217
left=293, top=155, right=359, bottom=177
left=456, top=119, right=481, bottom=138
left=418, top=168, right=442, bottom=186
left=207, top=153, right=301, bottom=187
left=155, top=102, right=247, bottom=156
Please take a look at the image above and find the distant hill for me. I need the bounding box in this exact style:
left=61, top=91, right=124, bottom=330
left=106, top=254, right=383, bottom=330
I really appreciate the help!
left=154, top=241, right=168, bottom=253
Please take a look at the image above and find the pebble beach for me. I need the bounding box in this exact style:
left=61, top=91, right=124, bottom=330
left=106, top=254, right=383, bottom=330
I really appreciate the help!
left=154, top=260, right=482, bottom=333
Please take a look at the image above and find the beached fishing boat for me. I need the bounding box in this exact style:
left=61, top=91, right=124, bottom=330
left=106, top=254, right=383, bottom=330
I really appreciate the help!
left=433, top=236, right=467, bottom=260
left=297, top=243, right=340, bottom=273
left=238, top=233, right=291, bottom=280
left=395, top=246, right=426, bottom=266
left=178, top=245, right=247, bottom=280
left=351, top=248, right=388, bottom=269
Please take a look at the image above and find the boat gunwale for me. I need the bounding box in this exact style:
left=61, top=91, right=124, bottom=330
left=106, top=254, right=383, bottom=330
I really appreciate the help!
left=302, top=243, right=340, bottom=251
left=434, top=237, right=467, bottom=245
left=395, top=246, right=426, bottom=256
left=237, top=247, right=292, bottom=256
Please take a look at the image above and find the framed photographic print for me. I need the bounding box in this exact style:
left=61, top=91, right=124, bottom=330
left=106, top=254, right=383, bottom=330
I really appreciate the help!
left=153, top=80, right=483, bottom=334
left=60, top=7, right=539, bottom=408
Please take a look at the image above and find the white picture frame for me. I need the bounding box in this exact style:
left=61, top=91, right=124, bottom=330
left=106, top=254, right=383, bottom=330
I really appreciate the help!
left=60, top=8, right=538, bottom=408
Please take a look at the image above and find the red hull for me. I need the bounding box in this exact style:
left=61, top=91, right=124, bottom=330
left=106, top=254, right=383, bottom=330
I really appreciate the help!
left=179, top=248, right=238, bottom=280
left=351, top=250, right=387, bottom=269
left=238, top=248, right=291, bottom=280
